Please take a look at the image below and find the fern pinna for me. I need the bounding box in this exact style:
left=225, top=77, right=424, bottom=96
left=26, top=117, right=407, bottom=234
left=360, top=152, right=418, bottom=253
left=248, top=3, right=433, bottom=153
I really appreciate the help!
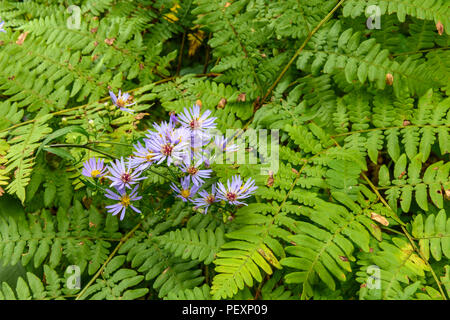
left=0, top=0, right=449, bottom=301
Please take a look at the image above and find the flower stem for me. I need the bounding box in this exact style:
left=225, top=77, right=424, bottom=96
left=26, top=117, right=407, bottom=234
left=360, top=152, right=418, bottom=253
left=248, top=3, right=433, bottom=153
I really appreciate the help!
left=145, top=167, right=178, bottom=184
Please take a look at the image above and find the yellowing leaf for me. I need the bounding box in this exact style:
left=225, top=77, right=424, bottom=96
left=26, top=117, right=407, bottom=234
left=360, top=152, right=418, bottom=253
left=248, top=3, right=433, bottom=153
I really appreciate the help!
left=257, top=245, right=282, bottom=269
left=188, top=28, right=205, bottom=57
left=370, top=212, right=389, bottom=226
left=164, top=3, right=181, bottom=22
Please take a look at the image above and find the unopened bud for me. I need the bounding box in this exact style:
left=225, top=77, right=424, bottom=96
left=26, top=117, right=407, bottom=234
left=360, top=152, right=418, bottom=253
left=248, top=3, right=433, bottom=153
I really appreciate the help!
left=436, top=21, right=444, bottom=36
left=217, top=98, right=227, bottom=109
left=104, top=38, right=115, bottom=45
left=445, top=189, right=450, bottom=200
left=385, top=73, right=393, bottom=85
left=237, top=93, right=246, bottom=102
left=266, top=170, right=274, bottom=187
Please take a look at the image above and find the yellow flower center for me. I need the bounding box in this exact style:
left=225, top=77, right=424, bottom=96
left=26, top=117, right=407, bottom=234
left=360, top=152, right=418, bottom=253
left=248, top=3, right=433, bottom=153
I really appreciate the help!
left=117, top=98, right=126, bottom=107
left=206, top=195, right=215, bottom=204
left=181, top=189, right=190, bottom=198
left=145, top=154, right=154, bottom=162
left=187, top=166, right=199, bottom=176
left=91, top=169, right=101, bottom=178
left=120, top=195, right=131, bottom=207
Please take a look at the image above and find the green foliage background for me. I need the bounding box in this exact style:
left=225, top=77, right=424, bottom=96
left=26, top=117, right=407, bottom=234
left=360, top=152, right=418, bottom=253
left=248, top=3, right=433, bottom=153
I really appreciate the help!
left=0, top=0, right=449, bottom=300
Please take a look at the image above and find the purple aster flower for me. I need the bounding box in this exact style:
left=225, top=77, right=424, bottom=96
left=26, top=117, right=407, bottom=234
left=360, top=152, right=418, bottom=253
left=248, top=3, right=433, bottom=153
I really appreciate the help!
left=178, top=104, right=217, bottom=132
left=0, top=21, right=6, bottom=33
left=170, top=176, right=199, bottom=202
left=190, top=130, right=213, bottom=149
left=216, top=175, right=258, bottom=206
left=146, top=127, right=190, bottom=166
left=109, top=90, right=136, bottom=114
left=81, top=157, right=107, bottom=178
left=169, top=112, right=178, bottom=125
left=146, top=120, right=177, bottom=141
left=180, top=158, right=212, bottom=187
left=215, top=135, right=238, bottom=152
left=105, top=185, right=142, bottom=220
left=129, top=140, right=156, bottom=171
left=192, top=184, right=219, bottom=214
left=106, top=157, right=146, bottom=190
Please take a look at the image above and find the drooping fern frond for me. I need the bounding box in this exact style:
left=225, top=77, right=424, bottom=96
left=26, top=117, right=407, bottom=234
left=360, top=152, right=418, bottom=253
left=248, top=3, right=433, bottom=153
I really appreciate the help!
left=0, top=200, right=121, bottom=273
left=296, top=20, right=441, bottom=96
left=342, top=0, right=450, bottom=34
left=0, top=265, right=70, bottom=300
left=280, top=191, right=385, bottom=299
left=412, top=210, right=450, bottom=262
left=4, top=114, right=53, bottom=202
left=380, top=154, right=450, bottom=213
left=356, top=236, right=433, bottom=300
left=77, top=255, right=149, bottom=300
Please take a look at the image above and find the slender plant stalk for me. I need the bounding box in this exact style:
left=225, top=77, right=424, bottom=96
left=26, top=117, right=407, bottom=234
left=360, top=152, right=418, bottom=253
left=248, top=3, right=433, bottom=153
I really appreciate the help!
left=46, top=143, right=117, bottom=159
left=75, top=222, right=142, bottom=300
left=260, top=0, right=345, bottom=105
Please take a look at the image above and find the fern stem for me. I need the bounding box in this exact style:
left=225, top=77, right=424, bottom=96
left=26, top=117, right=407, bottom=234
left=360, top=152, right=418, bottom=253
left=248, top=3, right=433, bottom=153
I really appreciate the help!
left=224, top=16, right=263, bottom=96
left=176, top=31, right=186, bottom=76
left=88, top=141, right=133, bottom=147
left=75, top=222, right=142, bottom=300
left=46, top=143, right=117, bottom=159
left=260, top=0, right=345, bottom=105
left=331, top=123, right=450, bottom=138
left=400, top=224, right=448, bottom=300
left=393, top=46, right=449, bottom=56
left=203, top=33, right=212, bottom=74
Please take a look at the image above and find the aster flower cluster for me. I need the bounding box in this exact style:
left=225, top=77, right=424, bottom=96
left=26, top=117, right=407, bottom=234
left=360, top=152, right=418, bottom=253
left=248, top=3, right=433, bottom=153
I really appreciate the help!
left=81, top=104, right=258, bottom=220
left=0, top=20, right=6, bottom=33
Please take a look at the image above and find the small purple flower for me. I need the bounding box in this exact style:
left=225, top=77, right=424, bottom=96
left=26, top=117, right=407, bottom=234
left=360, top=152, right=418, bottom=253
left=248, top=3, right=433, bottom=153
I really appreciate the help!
left=81, top=157, right=107, bottom=178
left=216, top=175, right=258, bottom=205
left=0, top=21, right=6, bottom=33
left=109, top=90, right=136, bottom=114
left=107, top=157, right=146, bottom=190
left=146, top=127, right=190, bottom=166
left=146, top=120, right=176, bottom=142
left=215, top=135, right=238, bottom=152
left=192, top=184, right=219, bottom=214
left=130, top=140, right=156, bottom=171
left=180, top=158, right=212, bottom=187
left=105, top=185, right=142, bottom=220
left=170, top=176, right=199, bottom=202
left=178, top=105, right=217, bottom=132
left=169, top=112, right=178, bottom=125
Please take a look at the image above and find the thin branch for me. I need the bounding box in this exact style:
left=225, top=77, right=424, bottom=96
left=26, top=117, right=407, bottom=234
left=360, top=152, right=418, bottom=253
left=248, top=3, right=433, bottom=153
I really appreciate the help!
left=260, top=0, right=345, bottom=105
left=75, top=222, right=142, bottom=300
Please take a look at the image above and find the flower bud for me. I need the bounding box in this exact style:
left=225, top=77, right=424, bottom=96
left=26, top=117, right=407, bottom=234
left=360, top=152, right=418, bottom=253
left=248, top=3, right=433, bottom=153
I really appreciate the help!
left=217, top=98, right=227, bottom=109
left=385, top=73, right=393, bottom=85
left=436, top=21, right=444, bottom=36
